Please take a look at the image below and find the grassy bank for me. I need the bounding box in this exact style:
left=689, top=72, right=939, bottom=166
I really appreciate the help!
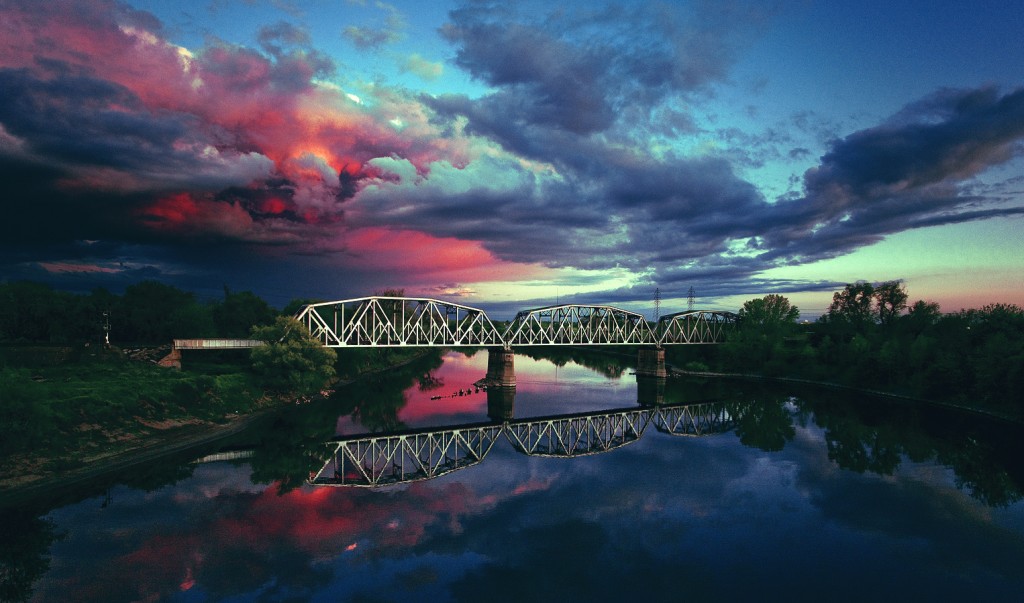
left=0, top=344, right=435, bottom=496
left=0, top=347, right=275, bottom=491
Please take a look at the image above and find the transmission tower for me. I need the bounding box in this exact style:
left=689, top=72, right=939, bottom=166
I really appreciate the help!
left=687, top=287, right=695, bottom=312
left=653, top=287, right=661, bottom=321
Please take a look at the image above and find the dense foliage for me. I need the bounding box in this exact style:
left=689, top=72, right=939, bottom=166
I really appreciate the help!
left=250, top=317, right=337, bottom=397
left=0, top=281, right=333, bottom=468
left=672, top=281, right=1024, bottom=417
left=0, top=281, right=275, bottom=344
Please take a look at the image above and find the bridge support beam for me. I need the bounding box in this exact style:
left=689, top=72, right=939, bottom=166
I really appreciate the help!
left=636, top=348, right=666, bottom=378
left=485, top=348, right=516, bottom=388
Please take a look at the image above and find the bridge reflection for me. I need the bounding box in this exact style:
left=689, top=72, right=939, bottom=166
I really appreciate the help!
left=312, top=423, right=503, bottom=487
left=310, top=385, right=740, bottom=487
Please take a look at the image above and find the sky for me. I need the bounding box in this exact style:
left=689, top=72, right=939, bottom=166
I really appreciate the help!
left=1, top=0, right=1022, bottom=318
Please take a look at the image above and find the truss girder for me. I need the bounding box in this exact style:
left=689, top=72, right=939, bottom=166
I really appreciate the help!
left=295, top=297, right=505, bottom=348
left=656, top=311, right=737, bottom=345
left=503, top=304, right=657, bottom=346
left=504, top=408, right=651, bottom=457
left=653, top=403, right=736, bottom=437
left=295, top=297, right=735, bottom=347
left=310, top=424, right=504, bottom=487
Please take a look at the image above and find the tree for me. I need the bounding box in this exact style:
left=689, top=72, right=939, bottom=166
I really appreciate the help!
left=738, top=294, right=800, bottom=328
left=826, top=282, right=876, bottom=326
left=250, top=316, right=337, bottom=397
left=904, top=299, right=941, bottom=332
left=874, top=280, right=908, bottom=325
left=826, top=280, right=908, bottom=327
left=0, top=510, right=63, bottom=603
left=281, top=297, right=325, bottom=317
left=724, top=294, right=800, bottom=372
left=731, top=399, right=796, bottom=452
left=213, top=287, right=275, bottom=337
left=120, top=281, right=212, bottom=342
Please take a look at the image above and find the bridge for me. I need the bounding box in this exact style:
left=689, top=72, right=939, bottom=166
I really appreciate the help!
left=166, top=295, right=737, bottom=378
left=293, top=296, right=735, bottom=348
left=291, top=296, right=736, bottom=383
left=309, top=399, right=739, bottom=487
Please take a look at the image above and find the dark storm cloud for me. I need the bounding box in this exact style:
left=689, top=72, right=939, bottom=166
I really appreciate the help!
left=0, top=69, right=190, bottom=172
left=806, top=87, right=1024, bottom=207
left=762, top=86, right=1024, bottom=261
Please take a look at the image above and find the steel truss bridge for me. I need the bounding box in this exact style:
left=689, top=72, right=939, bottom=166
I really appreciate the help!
left=310, top=401, right=737, bottom=487
left=295, top=296, right=736, bottom=348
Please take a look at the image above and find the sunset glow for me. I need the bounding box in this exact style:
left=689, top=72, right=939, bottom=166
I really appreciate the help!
left=1, top=0, right=1021, bottom=314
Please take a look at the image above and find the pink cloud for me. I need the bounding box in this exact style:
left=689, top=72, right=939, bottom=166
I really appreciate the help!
left=344, top=227, right=542, bottom=284
left=38, top=261, right=119, bottom=274
left=0, top=0, right=547, bottom=294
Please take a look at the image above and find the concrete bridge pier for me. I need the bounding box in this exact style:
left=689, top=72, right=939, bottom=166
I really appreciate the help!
left=158, top=346, right=182, bottom=369
left=486, top=347, right=516, bottom=388
left=636, top=347, right=666, bottom=378
left=636, top=375, right=666, bottom=406
left=487, top=386, right=516, bottom=422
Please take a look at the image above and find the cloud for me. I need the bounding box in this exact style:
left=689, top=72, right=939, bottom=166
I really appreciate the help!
left=2, top=0, right=1022, bottom=309
left=760, top=86, right=1024, bottom=264
left=400, top=54, right=443, bottom=81
left=436, top=2, right=772, bottom=139
left=0, top=0, right=475, bottom=289
left=342, top=1, right=405, bottom=50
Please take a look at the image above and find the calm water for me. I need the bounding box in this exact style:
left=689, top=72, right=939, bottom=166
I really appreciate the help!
left=4, top=348, right=1024, bottom=602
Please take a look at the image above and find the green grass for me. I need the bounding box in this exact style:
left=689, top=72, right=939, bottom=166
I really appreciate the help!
left=0, top=354, right=265, bottom=462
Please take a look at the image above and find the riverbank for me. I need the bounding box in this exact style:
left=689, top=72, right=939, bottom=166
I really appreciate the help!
left=0, top=346, right=438, bottom=509
left=0, top=410, right=270, bottom=510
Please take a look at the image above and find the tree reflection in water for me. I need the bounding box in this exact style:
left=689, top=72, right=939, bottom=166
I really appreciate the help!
left=5, top=353, right=1024, bottom=602
left=0, top=509, right=63, bottom=603
left=243, top=350, right=446, bottom=493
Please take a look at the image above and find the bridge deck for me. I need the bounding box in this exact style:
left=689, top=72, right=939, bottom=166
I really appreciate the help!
left=173, top=339, right=265, bottom=349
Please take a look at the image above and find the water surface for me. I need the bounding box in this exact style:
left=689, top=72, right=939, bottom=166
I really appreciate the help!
left=6, top=349, right=1024, bottom=602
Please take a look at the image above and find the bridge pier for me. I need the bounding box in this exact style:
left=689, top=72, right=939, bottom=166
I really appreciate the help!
left=485, top=348, right=516, bottom=388
left=636, top=375, right=666, bottom=406
left=636, top=347, right=666, bottom=378
left=486, top=386, right=516, bottom=422
left=157, top=347, right=182, bottom=370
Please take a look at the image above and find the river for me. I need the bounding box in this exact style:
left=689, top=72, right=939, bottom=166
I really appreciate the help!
left=4, top=348, right=1024, bottom=601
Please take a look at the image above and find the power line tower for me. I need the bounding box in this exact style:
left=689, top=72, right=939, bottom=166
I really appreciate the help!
left=653, top=287, right=661, bottom=321
left=687, top=286, right=695, bottom=312
left=102, top=310, right=111, bottom=346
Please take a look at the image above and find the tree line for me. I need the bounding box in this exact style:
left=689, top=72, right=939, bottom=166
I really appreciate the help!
left=0, top=281, right=281, bottom=344
left=673, top=281, right=1024, bottom=416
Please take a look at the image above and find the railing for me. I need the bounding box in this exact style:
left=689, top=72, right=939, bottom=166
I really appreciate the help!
left=173, top=339, right=265, bottom=349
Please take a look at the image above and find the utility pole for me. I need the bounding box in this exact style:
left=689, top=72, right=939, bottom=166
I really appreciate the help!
left=102, top=310, right=111, bottom=346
